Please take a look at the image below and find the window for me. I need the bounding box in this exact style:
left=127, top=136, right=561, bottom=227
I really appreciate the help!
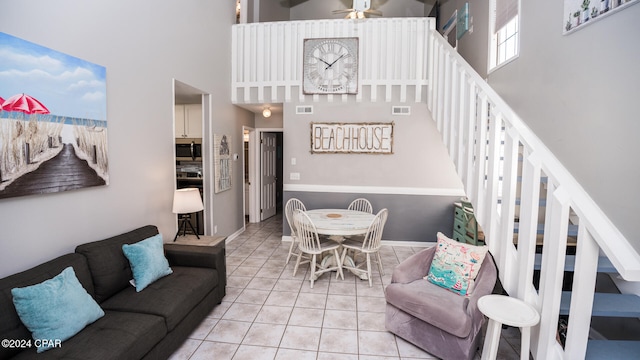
left=489, top=0, right=520, bottom=71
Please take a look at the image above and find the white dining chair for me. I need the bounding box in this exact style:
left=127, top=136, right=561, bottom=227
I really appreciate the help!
left=339, top=208, right=388, bottom=287
left=285, top=198, right=308, bottom=266
left=293, top=209, right=344, bottom=288
left=348, top=198, right=373, bottom=214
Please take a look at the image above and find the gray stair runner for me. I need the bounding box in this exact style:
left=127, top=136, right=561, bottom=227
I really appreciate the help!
left=533, top=253, right=616, bottom=273
left=586, top=340, right=640, bottom=359
left=531, top=248, right=638, bottom=358
left=513, top=222, right=579, bottom=237
left=560, top=291, right=640, bottom=317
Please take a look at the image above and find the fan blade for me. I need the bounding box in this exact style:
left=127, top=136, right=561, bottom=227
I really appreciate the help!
left=332, top=8, right=355, bottom=14
left=364, top=9, right=382, bottom=16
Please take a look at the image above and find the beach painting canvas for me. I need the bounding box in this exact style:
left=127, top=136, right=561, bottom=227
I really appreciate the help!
left=0, top=32, right=108, bottom=200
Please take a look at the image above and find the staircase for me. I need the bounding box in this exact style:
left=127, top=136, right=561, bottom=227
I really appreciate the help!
left=426, top=25, right=640, bottom=359
left=231, top=17, right=640, bottom=359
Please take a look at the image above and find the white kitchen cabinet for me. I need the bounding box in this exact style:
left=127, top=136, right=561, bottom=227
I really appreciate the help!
left=174, top=104, right=202, bottom=138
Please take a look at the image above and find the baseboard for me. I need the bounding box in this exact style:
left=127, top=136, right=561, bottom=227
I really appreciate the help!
left=225, top=227, right=245, bottom=243
left=381, top=240, right=435, bottom=248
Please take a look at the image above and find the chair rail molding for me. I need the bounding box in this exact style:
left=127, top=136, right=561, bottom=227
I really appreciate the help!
left=283, top=183, right=465, bottom=197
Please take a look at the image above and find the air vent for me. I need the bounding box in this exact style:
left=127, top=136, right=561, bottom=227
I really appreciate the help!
left=296, top=105, right=313, bottom=115
left=392, top=106, right=411, bottom=115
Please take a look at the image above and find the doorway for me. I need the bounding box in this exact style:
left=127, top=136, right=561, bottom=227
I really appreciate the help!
left=173, top=79, right=210, bottom=235
left=244, top=128, right=283, bottom=223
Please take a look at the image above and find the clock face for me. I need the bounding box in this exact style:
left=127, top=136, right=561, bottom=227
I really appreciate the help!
left=303, top=37, right=358, bottom=95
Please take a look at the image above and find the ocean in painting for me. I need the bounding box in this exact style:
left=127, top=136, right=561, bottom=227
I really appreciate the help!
left=0, top=112, right=107, bottom=128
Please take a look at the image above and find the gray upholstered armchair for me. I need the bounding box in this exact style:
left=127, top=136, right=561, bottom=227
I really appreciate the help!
left=385, top=246, right=497, bottom=360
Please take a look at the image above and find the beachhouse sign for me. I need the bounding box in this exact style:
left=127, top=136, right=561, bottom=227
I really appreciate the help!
left=310, top=122, right=394, bottom=154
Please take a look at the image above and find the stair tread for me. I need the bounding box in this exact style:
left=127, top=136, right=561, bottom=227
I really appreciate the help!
left=513, top=222, right=578, bottom=236
left=586, top=340, right=640, bottom=359
left=513, top=222, right=579, bottom=236
left=533, top=253, right=617, bottom=273
left=560, top=292, right=640, bottom=317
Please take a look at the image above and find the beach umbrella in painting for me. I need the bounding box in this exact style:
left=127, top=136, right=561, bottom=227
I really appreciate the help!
left=1, top=93, right=50, bottom=114
left=0, top=97, right=4, bottom=111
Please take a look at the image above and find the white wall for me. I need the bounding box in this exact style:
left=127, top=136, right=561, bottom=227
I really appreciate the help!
left=255, top=111, right=284, bottom=128
left=283, top=101, right=463, bottom=190
left=439, top=0, right=640, bottom=252
left=0, top=0, right=252, bottom=277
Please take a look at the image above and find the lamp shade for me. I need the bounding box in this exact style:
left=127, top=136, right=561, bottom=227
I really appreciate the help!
left=172, top=188, right=204, bottom=214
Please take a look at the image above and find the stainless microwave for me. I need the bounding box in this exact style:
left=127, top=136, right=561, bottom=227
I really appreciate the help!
left=176, top=138, right=202, bottom=161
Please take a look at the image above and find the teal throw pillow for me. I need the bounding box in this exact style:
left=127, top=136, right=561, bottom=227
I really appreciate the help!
left=11, top=267, right=105, bottom=353
left=122, top=234, right=173, bottom=292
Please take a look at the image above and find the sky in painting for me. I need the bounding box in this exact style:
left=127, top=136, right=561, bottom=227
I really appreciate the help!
left=0, top=32, right=106, bottom=121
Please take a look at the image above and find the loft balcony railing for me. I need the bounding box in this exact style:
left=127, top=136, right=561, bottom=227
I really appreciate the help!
left=231, top=17, right=640, bottom=359
left=232, top=18, right=432, bottom=104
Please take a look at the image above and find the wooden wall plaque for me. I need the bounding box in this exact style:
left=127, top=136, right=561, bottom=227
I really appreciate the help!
left=310, top=122, right=394, bottom=154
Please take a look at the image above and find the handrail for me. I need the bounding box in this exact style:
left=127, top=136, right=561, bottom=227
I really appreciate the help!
left=426, top=28, right=640, bottom=359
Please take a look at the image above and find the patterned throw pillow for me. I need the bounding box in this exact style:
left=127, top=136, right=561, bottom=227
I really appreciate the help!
left=425, top=232, right=489, bottom=296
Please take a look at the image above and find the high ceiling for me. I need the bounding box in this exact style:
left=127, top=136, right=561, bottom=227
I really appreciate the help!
left=175, top=0, right=435, bottom=116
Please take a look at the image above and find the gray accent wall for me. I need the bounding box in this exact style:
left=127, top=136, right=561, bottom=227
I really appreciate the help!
left=439, top=0, right=640, bottom=253
left=284, top=191, right=461, bottom=242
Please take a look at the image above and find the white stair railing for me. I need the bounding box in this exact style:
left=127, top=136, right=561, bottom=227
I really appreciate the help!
left=427, top=28, right=640, bottom=359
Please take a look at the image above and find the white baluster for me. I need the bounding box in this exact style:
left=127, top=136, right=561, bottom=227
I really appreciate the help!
left=564, top=226, right=598, bottom=359
left=498, top=126, right=520, bottom=293
left=536, top=185, right=570, bottom=360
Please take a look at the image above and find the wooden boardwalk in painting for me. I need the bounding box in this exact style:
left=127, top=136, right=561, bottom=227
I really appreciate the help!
left=0, top=144, right=105, bottom=199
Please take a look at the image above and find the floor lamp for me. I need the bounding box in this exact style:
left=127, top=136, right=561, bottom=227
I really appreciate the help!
left=172, top=188, right=204, bottom=242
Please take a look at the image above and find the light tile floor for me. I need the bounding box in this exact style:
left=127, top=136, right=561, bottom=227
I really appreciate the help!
left=170, top=212, right=523, bottom=360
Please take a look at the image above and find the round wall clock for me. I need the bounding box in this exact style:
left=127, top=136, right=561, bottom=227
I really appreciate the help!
left=302, top=37, right=359, bottom=95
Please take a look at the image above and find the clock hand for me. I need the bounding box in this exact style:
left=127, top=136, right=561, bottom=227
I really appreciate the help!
left=325, top=54, right=346, bottom=69
left=314, top=57, right=332, bottom=67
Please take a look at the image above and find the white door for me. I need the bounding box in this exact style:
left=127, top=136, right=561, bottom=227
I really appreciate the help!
left=261, top=132, right=277, bottom=220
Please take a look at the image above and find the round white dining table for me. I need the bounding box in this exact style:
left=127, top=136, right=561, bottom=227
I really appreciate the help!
left=305, top=209, right=375, bottom=280
left=305, top=209, right=375, bottom=236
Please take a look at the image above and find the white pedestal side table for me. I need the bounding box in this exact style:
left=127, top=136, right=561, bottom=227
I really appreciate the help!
left=478, top=294, right=540, bottom=360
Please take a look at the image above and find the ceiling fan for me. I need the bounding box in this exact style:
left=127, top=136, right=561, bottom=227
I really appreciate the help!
left=333, top=0, right=382, bottom=19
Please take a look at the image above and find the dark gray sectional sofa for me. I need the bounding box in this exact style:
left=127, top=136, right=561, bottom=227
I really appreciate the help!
left=0, top=225, right=226, bottom=360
